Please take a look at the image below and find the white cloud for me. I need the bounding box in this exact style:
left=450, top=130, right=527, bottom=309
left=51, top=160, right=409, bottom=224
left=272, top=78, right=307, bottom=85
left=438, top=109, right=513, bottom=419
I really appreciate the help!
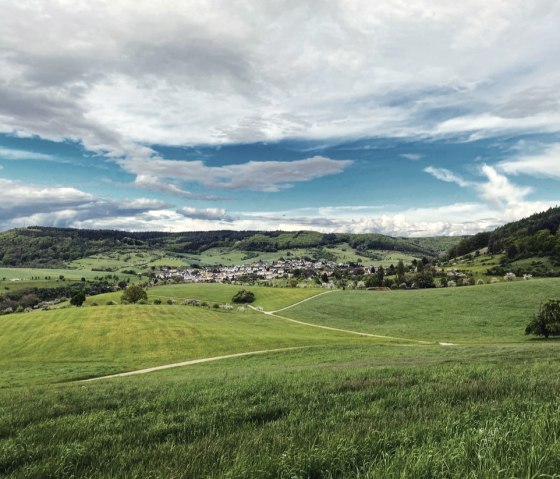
left=70, top=199, right=559, bottom=237
left=176, top=206, right=233, bottom=222
left=476, top=164, right=532, bottom=210
left=0, top=177, right=170, bottom=229
left=0, top=147, right=54, bottom=161
left=134, top=175, right=225, bottom=200
left=0, top=0, right=558, bottom=156
left=424, top=166, right=470, bottom=187
left=401, top=153, right=422, bottom=161
left=498, top=143, right=560, bottom=179
left=124, top=156, right=352, bottom=193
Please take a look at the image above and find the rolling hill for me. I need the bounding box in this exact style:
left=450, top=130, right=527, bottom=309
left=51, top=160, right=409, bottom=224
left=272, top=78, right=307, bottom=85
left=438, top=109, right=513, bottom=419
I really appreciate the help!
left=0, top=226, right=461, bottom=268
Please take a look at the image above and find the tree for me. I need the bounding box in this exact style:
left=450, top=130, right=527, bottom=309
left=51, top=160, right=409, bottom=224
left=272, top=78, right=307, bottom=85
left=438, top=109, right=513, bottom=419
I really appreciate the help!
left=232, top=289, right=255, bottom=303
left=414, top=270, right=435, bottom=288
left=121, top=284, right=147, bottom=304
left=70, top=291, right=86, bottom=307
left=396, top=260, right=405, bottom=283
left=525, top=299, right=560, bottom=338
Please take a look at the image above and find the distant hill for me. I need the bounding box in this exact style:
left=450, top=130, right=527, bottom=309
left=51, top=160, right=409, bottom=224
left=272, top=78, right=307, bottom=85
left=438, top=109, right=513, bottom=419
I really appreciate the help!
left=0, top=226, right=462, bottom=268
left=448, top=206, right=560, bottom=267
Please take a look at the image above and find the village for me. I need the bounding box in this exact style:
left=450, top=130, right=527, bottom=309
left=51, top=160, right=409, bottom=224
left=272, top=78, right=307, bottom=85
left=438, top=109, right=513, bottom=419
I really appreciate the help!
left=155, top=258, right=372, bottom=284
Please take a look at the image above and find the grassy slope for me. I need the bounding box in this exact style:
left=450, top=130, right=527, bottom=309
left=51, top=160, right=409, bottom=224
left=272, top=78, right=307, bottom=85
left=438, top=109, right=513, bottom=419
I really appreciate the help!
left=2, top=343, right=560, bottom=478
left=0, top=304, right=358, bottom=387
left=86, top=283, right=326, bottom=311
left=0, top=267, right=134, bottom=293
left=3, top=280, right=560, bottom=477
left=282, top=279, right=560, bottom=343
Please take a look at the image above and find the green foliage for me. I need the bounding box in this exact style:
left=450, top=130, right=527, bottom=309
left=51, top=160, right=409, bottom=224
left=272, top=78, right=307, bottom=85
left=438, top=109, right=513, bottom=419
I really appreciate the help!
left=232, top=289, right=255, bottom=303
left=0, top=226, right=458, bottom=268
left=525, top=299, right=560, bottom=338
left=70, top=291, right=86, bottom=307
left=449, top=207, right=560, bottom=275
left=414, top=270, right=435, bottom=288
left=121, top=285, right=147, bottom=304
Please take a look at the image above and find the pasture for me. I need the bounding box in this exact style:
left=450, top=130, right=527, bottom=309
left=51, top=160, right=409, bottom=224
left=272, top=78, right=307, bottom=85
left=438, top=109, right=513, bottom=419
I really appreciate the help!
left=2, top=279, right=560, bottom=477
left=85, top=282, right=327, bottom=311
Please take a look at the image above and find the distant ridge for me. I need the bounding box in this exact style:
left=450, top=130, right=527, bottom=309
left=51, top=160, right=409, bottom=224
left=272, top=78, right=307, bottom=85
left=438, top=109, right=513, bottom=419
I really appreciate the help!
left=448, top=206, right=560, bottom=264
left=0, top=226, right=461, bottom=268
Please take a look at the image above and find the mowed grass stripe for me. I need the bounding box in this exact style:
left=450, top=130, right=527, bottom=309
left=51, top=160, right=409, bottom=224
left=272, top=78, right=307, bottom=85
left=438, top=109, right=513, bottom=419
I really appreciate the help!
left=0, top=304, right=365, bottom=386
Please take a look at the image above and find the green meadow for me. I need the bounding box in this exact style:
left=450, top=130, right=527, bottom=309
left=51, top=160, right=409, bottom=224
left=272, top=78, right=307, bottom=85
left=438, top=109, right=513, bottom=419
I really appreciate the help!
left=0, top=267, right=135, bottom=293
left=281, top=278, right=560, bottom=343
left=85, top=282, right=326, bottom=311
left=2, top=280, right=560, bottom=477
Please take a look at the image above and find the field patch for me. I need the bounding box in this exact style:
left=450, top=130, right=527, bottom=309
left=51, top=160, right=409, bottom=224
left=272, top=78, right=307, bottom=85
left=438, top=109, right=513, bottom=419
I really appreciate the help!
left=0, top=304, right=360, bottom=387
left=281, top=279, right=560, bottom=343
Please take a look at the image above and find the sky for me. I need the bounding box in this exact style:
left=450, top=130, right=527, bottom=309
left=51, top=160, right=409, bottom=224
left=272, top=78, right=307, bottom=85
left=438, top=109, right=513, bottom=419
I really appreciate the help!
left=0, top=0, right=559, bottom=237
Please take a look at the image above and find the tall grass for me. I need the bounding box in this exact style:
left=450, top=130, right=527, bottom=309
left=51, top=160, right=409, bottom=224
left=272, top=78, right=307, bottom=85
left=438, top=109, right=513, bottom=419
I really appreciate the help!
left=2, top=344, right=560, bottom=478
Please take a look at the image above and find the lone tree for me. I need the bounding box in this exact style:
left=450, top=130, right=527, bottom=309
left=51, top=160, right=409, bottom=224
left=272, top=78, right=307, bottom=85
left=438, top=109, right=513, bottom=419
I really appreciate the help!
left=70, top=291, right=86, bottom=307
left=525, top=299, right=560, bottom=338
left=232, top=289, right=255, bottom=304
left=121, top=284, right=148, bottom=304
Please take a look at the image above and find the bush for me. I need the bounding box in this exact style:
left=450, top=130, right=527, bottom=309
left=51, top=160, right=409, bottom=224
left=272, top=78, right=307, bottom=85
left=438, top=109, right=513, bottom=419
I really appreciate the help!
left=166, top=299, right=176, bottom=305
left=70, top=291, right=86, bottom=307
left=232, top=289, right=255, bottom=304
left=121, top=285, right=148, bottom=304
left=153, top=299, right=162, bottom=305
left=526, top=299, right=560, bottom=338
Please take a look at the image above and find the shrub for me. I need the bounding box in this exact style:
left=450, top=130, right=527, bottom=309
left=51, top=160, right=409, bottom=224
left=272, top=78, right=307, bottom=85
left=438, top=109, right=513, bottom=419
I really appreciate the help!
left=70, top=291, right=86, bottom=307
left=476, top=279, right=485, bottom=285
left=491, top=277, right=500, bottom=284
left=525, top=299, right=560, bottom=338
left=166, top=299, right=176, bottom=305
left=121, top=285, right=148, bottom=304
left=232, top=289, right=255, bottom=304
left=153, top=299, right=162, bottom=305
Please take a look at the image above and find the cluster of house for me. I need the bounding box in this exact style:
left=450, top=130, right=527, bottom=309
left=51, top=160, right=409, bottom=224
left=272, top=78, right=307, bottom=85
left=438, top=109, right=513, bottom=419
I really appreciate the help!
left=155, top=259, right=369, bottom=283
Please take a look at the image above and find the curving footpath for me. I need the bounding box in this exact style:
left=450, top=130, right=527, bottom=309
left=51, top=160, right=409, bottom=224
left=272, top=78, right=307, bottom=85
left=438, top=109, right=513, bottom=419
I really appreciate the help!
left=79, top=347, right=308, bottom=382
left=78, top=289, right=447, bottom=382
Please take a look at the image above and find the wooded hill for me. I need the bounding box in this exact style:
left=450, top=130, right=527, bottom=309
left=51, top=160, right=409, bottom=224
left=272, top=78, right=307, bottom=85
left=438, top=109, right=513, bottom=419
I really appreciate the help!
left=448, top=206, right=560, bottom=265
left=0, top=227, right=461, bottom=268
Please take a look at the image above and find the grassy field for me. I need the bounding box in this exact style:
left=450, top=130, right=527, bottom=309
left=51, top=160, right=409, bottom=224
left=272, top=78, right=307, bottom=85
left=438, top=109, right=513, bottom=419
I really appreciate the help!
left=2, top=280, right=560, bottom=477
left=0, top=267, right=135, bottom=293
left=2, top=343, right=560, bottom=478
left=282, top=279, right=560, bottom=343
left=0, top=304, right=359, bottom=387
left=67, top=249, right=191, bottom=272
left=85, top=283, right=326, bottom=311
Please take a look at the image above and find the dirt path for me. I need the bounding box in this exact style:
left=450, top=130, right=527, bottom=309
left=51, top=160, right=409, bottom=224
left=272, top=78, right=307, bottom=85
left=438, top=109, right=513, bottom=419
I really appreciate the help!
left=79, top=347, right=308, bottom=382
left=262, top=311, right=431, bottom=344
left=249, top=292, right=431, bottom=344
left=79, top=290, right=444, bottom=383
left=269, top=290, right=338, bottom=313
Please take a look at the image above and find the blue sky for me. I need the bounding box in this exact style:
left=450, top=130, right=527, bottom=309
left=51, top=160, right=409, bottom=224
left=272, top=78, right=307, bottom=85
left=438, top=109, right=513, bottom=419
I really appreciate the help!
left=1, top=1, right=559, bottom=236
